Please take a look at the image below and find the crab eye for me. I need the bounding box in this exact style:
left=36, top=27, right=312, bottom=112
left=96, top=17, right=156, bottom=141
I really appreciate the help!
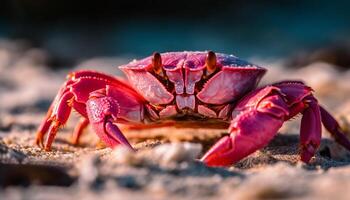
left=205, top=51, right=217, bottom=74
left=152, top=52, right=163, bottom=75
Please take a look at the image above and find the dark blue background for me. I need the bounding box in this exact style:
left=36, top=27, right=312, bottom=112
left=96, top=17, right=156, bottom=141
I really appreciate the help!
left=1, top=0, right=349, bottom=66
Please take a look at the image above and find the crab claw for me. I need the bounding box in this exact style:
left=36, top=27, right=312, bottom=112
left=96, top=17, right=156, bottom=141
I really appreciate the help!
left=201, top=110, right=286, bottom=166
left=200, top=135, right=234, bottom=167
left=86, top=95, right=134, bottom=150
left=201, top=89, right=289, bottom=167
left=202, top=81, right=350, bottom=167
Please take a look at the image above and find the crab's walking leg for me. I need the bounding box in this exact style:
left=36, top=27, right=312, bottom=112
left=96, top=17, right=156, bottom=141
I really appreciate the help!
left=36, top=70, right=146, bottom=150
left=299, top=96, right=322, bottom=162
left=36, top=79, right=75, bottom=148
left=319, top=106, right=350, bottom=151
left=71, top=118, right=89, bottom=145
left=86, top=93, right=133, bottom=150
left=36, top=101, right=54, bottom=147
left=44, top=92, right=75, bottom=150
left=38, top=95, right=88, bottom=150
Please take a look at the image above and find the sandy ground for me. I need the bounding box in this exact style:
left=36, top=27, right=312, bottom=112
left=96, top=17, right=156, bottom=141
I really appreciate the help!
left=1, top=40, right=350, bottom=200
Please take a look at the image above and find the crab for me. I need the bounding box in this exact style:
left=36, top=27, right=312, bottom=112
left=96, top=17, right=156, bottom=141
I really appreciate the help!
left=36, top=51, right=350, bottom=167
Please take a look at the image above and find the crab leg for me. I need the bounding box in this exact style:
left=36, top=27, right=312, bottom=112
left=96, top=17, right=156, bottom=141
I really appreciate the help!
left=299, top=96, right=322, bottom=162
left=36, top=70, right=144, bottom=150
left=36, top=101, right=54, bottom=147
left=319, top=106, right=350, bottom=151
left=44, top=92, right=74, bottom=150
left=36, top=78, right=76, bottom=147
left=37, top=89, right=88, bottom=150
left=36, top=80, right=82, bottom=149
left=71, top=118, right=89, bottom=145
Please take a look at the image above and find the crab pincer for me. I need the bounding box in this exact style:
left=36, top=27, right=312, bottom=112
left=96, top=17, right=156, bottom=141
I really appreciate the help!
left=86, top=91, right=133, bottom=149
left=201, top=86, right=290, bottom=166
left=201, top=82, right=350, bottom=167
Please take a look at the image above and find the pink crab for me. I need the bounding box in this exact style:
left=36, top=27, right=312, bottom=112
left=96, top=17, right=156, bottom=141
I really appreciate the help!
left=36, top=51, right=350, bottom=167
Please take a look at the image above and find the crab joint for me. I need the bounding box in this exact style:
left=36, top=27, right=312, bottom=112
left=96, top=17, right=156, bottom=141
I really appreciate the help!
left=152, top=52, right=163, bottom=75
left=205, top=51, right=217, bottom=75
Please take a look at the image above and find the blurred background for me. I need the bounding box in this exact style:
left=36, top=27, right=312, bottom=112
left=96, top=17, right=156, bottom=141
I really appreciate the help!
left=1, top=0, right=350, bottom=68
left=1, top=0, right=350, bottom=115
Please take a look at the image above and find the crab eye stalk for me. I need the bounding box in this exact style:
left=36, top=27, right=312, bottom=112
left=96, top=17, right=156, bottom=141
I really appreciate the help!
left=152, top=52, right=163, bottom=75
left=205, top=51, right=217, bottom=75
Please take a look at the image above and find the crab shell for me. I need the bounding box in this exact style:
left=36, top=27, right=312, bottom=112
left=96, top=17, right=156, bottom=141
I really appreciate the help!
left=119, top=51, right=266, bottom=121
